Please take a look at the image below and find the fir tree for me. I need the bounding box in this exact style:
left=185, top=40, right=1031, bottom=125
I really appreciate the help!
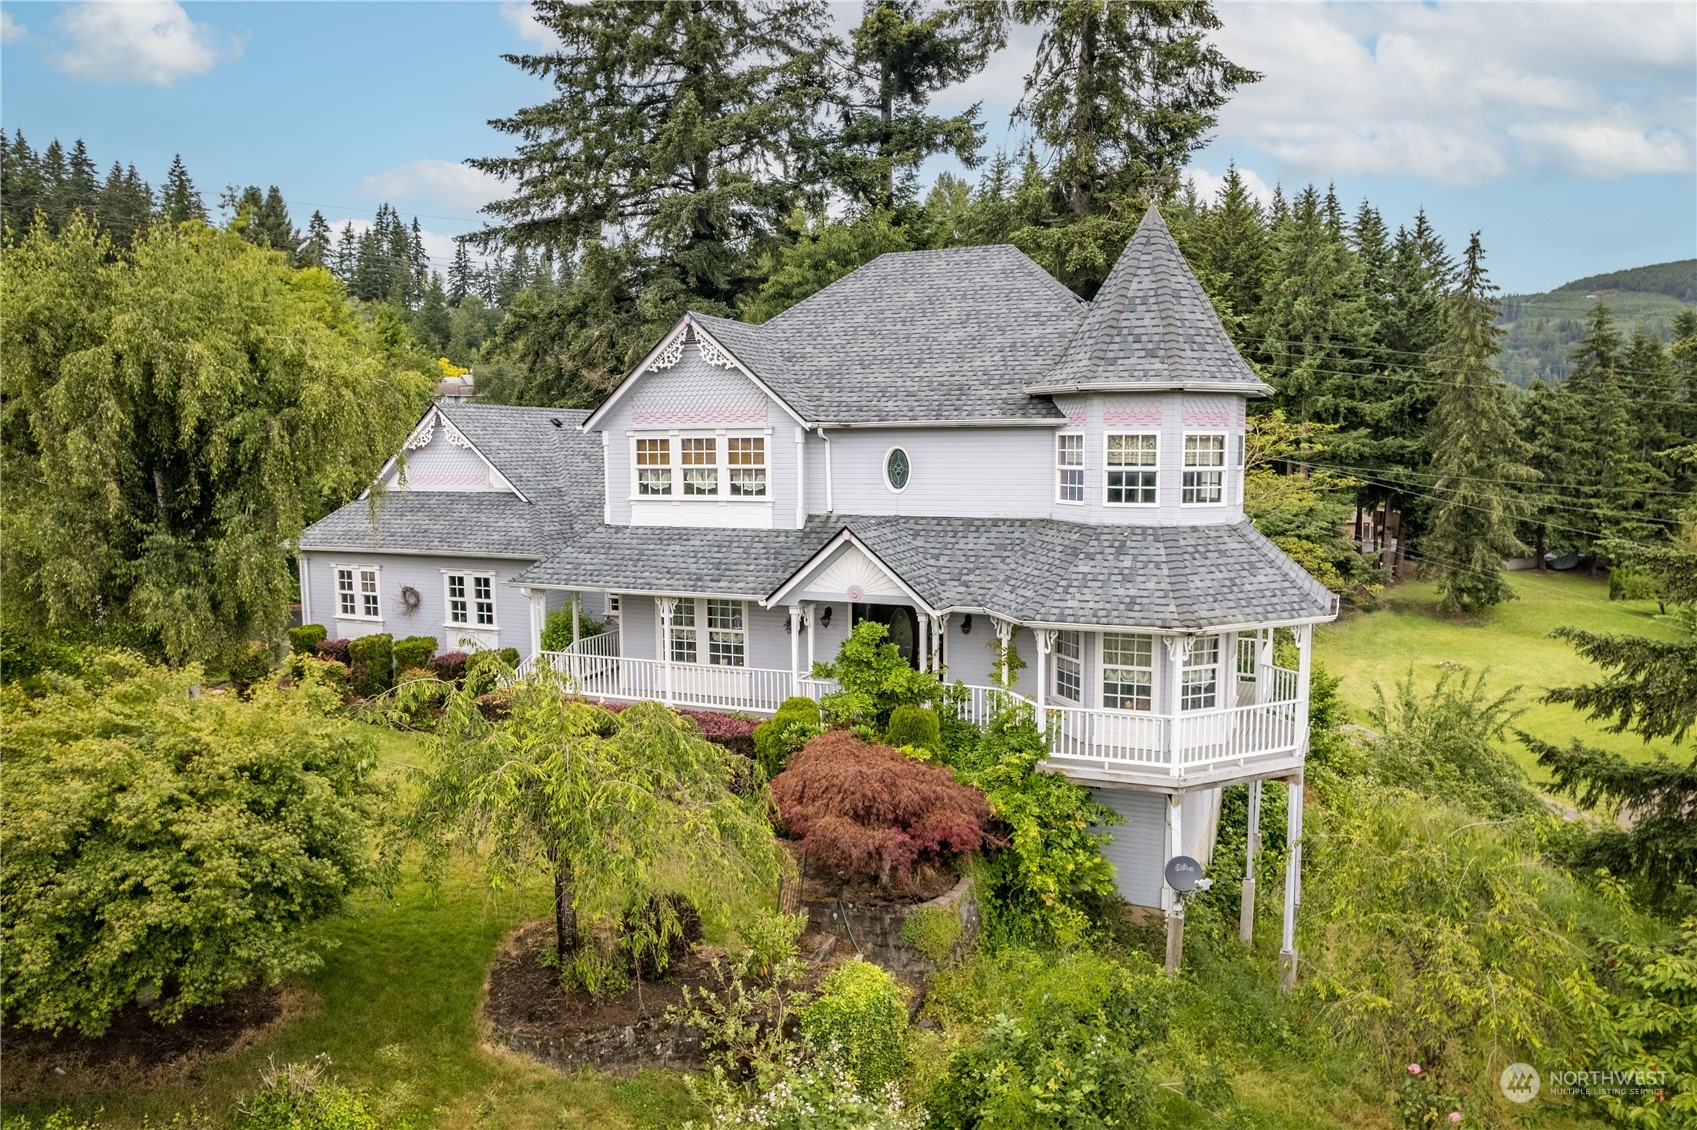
left=448, top=238, right=474, bottom=306
left=300, top=211, right=332, bottom=269
left=830, top=0, right=1003, bottom=210
left=2, top=132, right=45, bottom=236
left=61, top=140, right=100, bottom=223
left=38, top=141, right=68, bottom=229
left=160, top=155, right=205, bottom=225
left=334, top=222, right=358, bottom=282
left=1190, top=164, right=1266, bottom=333
left=1012, top=0, right=1258, bottom=216
left=95, top=162, right=154, bottom=249
left=1421, top=233, right=1534, bottom=613
left=412, top=273, right=453, bottom=355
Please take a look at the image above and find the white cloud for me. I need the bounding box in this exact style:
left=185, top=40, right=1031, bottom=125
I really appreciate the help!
left=46, top=1, right=242, bottom=86
left=1, top=9, right=29, bottom=44
left=1202, top=2, right=1695, bottom=185
left=499, top=2, right=560, bottom=48
left=357, top=159, right=510, bottom=216
left=1185, top=165, right=1276, bottom=209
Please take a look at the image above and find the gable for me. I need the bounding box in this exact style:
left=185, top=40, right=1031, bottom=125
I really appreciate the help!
left=375, top=406, right=521, bottom=496
left=625, top=342, right=776, bottom=426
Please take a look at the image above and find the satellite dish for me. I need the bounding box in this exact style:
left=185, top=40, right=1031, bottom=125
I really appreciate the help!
left=1164, top=855, right=1204, bottom=893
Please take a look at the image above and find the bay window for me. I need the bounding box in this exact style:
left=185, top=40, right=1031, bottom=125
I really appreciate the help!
left=1056, top=433, right=1084, bottom=503
left=637, top=438, right=672, bottom=495
left=1053, top=630, right=1081, bottom=702
left=1183, top=434, right=1226, bottom=504
left=1102, top=632, right=1154, bottom=710
left=1105, top=434, right=1158, bottom=505
left=1181, top=635, right=1221, bottom=710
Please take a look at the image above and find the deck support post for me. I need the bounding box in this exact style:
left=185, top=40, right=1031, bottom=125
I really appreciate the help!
left=570, top=591, right=581, bottom=649
left=525, top=588, right=546, bottom=666
left=994, top=618, right=1013, bottom=687
left=805, top=603, right=816, bottom=671
left=1241, top=779, right=1262, bottom=945
left=788, top=605, right=802, bottom=691
left=1279, top=775, right=1304, bottom=991
left=934, top=614, right=949, bottom=679
left=918, top=613, right=930, bottom=674
left=1034, top=630, right=1055, bottom=735
left=1165, top=792, right=1185, bottom=974
left=658, top=597, right=676, bottom=706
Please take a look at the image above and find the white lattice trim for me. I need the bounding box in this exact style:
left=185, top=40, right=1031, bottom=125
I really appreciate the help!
left=696, top=336, right=739, bottom=370
left=647, top=334, right=687, bottom=372
left=404, top=415, right=437, bottom=450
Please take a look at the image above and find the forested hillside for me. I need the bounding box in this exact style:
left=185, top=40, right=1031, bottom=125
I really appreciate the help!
left=1497, top=259, right=1696, bottom=386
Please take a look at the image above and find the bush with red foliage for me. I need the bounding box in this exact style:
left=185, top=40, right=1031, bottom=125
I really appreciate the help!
left=429, top=650, right=469, bottom=682
left=770, top=731, right=993, bottom=888
left=599, top=701, right=759, bottom=759
left=313, top=637, right=351, bottom=666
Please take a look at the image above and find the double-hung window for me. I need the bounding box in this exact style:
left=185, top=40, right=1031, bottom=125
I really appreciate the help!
left=1181, top=635, right=1221, bottom=711
left=1052, top=630, right=1082, bottom=702
left=1105, top=434, right=1158, bottom=505
left=666, top=597, right=747, bottom=667
left=1183, top=434, right=1226, bottom=504
left=1055, top=434, right=1085, bottom=503
left=445, top=572, right=496, bottom=628
left=336, top=566, right=381, bottom=619
left=1102, top=632, right=1154, bottom=710
left=634, top=433, right=767, bottom=499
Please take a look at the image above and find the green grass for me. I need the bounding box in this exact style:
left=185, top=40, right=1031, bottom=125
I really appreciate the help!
left=1315, top=570, right=1685, bottom=783
left=7, top=725, right=701, bottom=1130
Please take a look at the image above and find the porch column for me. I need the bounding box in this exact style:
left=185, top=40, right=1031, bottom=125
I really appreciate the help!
left=793, top=426, right=807, bottom=528
left=1257, top=628, right=1274, bottom=704
left=805, top=603, right=817, bottom=671
left=934, top=614, right=950, bottom=678
left=1240, top=780, right=1262, bottom=945
left=917, top=613, right=930, bottom=674
left=1034, top=629, right=1055, bottom=734
left=570, top=591, right=581, bottom=648
left=994, top=618, right=1013, bottom=687
left=1295, top=624, right=1314, bottom=746
left=525, top=587, right=546, bottom=663
left=1162, top=636, right=1193, bottom=777
left=1279, top=775, right=1304, bottom=991
left=658, top=597, right=676, bottom=706
left=1164, top=792, right=1185, bottom=973
left=788, top=605, right=802, bottom=690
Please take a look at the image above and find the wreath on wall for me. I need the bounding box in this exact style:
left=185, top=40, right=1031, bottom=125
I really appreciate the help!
left=399, top=585, right=421, bottom=613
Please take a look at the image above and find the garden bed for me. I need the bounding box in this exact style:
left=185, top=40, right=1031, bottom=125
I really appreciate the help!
left=4, top=982, right=304, bottom=1098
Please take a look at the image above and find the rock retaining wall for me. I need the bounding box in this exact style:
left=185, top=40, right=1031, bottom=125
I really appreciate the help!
left=805, top=876, right=978, bottom=976
left=497, top=1014, right=704, bottom=1072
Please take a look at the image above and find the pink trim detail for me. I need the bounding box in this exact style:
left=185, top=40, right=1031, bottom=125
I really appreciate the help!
left=631, top=409, right=768, bottom=424
left=1182, top=412, right=1233, bottom=426
left=406, top=474, right=492, bottom=487
left=1064, top=412, right=1087, bottom=427
left=1104, top=409, right=1163, bottom=425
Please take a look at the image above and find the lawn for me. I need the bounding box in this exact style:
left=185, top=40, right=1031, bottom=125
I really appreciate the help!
left=6, top=725, right=701, bottom=1130
left=1315, top=569, right=1686, bottom=782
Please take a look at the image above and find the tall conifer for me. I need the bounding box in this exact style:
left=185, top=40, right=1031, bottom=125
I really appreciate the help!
left=160, top=155, right=205, bottom=225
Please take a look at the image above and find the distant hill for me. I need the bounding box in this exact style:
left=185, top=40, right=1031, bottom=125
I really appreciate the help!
left=1496, top=259, right=1696, bottom=387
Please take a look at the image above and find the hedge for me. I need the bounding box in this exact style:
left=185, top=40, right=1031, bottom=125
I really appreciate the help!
left=314, top=637, right=351, bottom=666
left=288, top=624, right=327, bottom=656
left=799, top=958, right=909, bottom=1093
left=753, top=696, right=822, bottom=778
left=886, top=704, right=941, bottom=753
left=429, top=650, right=469, bottom=682
left=346, top=634, right=393, bottom=698
left=226, top=642, right=274, bottom=698
left=392, top=635, right=438, bottom=674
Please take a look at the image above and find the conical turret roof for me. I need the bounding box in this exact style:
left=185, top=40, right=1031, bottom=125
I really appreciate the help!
left=1028, top=204, right=1271, bottom=396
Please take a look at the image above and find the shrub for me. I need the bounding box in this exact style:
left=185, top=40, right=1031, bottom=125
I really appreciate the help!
left=2, top=651, right=386, bottom=1035
left=814, top=621, right=941, bottom=730
left=540, top=605, right=604, bottom=651
left=1369, top=667, right=1538, bottom=816
left=619, top=891, right=704, bottom=979
left=923, top=948, right=1171, bottom=1130
left=770, top=731, right=992, bottom=888
left=463, top=648, right=510, bottom=695
left=345, top=633, right=393, bottom=698
left=314, top=636, right=351, bottom=666
left=391, top=634, right=438, bottom=673
left=885, top=704, right=940, bottom=752
left=288, top=623, right=327, bottom=656
left=704, top=1055, right=920, bottom=1130
left=753, top=696, right=821, bottom=777
left=238, top=1055, right=400, bottom=1130
left=800, top=959, right=910, bottom=1094
left=603, top=701, right=761, bottom=760
left=899, top=905, right=963, bottom=962
left=734, top=908, right=808, bottom=982
left=227, top=641, right=274, bottom=698
left=428, top=650, right=469, bottom=682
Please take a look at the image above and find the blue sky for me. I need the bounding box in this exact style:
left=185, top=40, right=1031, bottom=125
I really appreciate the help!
left=2, top=1, right=1692, bottom=293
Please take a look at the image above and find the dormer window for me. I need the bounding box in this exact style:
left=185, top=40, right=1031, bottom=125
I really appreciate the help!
left=728, top=438, right=767, bottom=496
left=682, top=438, right=718, bottom=495
left=637, top=438, right=672, bottom=495
left=1105, top=434, right=1158, bottom=506
left=631, top=432, right=768, bottom=500
left=1183, top=434, right=1226, bottom=505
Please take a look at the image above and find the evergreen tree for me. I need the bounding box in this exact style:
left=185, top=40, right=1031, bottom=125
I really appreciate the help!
left=61, top=140, right=100, bottom=224
left=96, top=162, right=155, bottom=249
left=334, top=222, right=357, bottom=282
left=1421, top=233, right=1534, bottom=612
left=2, top=132, right=45, bottom=236
left=447, top=238, right=474, bottom=306
left=412, top=273, right=453, bottom=355
left=38, top=141, right=68, bottom=229
left=1188, top=164, right=1266, bottom=333
left=830, top=0, right=1003, bottom=210
left=300, top=211, right=332, bottom=269
left=160, top=155, right=205, bottom=225
left=1012, top=0, right=1257, bottom=216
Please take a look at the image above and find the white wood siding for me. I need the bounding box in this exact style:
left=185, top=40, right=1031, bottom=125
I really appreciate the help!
left=1052, top=392, right=1246, bottom=524
left=1091, top=788, right=1168, bottom=908
left=302, top=551, right=539, bottom=656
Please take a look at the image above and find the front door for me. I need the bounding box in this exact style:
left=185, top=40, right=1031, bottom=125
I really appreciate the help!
left=851, top=603, right=921, bottom=669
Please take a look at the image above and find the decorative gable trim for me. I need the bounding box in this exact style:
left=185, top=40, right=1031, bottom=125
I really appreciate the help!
left=764, top=527, right=936, bottom=615
left=583, top=314, right=810, bottom=432
left=361, top=405, right=529, bottom=503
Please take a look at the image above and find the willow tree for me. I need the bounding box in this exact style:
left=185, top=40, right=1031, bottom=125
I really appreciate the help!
left=0, top=215, right=433, bottom=663
left=404, top=674, right=787, bottom=966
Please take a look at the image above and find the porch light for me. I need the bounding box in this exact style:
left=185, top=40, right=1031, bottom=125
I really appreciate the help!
left=961, top=614, right=973, bottom=635
left=820, top=606, right=833, bottom=627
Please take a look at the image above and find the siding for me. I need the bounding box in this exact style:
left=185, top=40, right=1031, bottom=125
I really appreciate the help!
left=302, top=551, right=539, bottom=656
left=1052, top=392, right=1246, bottom=524
left=825, top=428, right=1055, bottom=517
left=1091, top=788, right=1168, bottom=908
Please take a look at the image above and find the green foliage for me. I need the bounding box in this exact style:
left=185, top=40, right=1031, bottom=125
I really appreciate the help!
left=1368, top=667, right=1540, bottom=816
left=405, top=674, right=786, bottom=970
left=346, top=633, right=393, bottom=698
left=799, top=959, right=910, bottom=1095
left=671, top=959, right=813, bottom=1102
left=389, top=635, right=437, bottom=674
left=734, top=908, right=808, bottom=983
left=226, top=641, right=275, bottom=697
left=922, top=947, right=1171, bottom=1130
left=1569, top=918, right=1697, bottom=1125
left=692, top=1055, right=920, bottom=1130
left=952, top=719, right=1119, bottom=948
left=539, top=605, right=604, bottom=652
left=1, top=651, right=386, bottom=1035
left=899, top=905, right=963, bottom=962
left=885, top=704, right=941, bottom=753
left=0, top=217, right=433, bottom=664
left=753, top=696, right=822, bottom=779
left=1545, top=624, right=1697, bottom=746
left=289, top=623, right=327, bottom=656
left=236, top=1055, right=405, bottom=1130
left=814, top=620, right=941, bottom=731
left=461, top=647, right=520, bottom=696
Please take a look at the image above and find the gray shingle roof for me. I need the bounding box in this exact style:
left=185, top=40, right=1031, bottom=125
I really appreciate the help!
left=299, top=406, right=602, bottom=558
left=514, top=514, right=1336, bottom=629
left=1033, top=205, right=1272, bottom=397
left=687, top=245, right=1085, bottom=423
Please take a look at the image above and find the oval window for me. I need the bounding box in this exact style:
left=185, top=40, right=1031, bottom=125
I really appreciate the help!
left=884, top=447, right=911, bottom=492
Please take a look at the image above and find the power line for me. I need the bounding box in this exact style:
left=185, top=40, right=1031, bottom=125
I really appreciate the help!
left=1313, top=462, right=1694, bottom=499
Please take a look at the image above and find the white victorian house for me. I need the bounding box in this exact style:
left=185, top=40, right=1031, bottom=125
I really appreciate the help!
left=299, top=206, right=1336, bottom=969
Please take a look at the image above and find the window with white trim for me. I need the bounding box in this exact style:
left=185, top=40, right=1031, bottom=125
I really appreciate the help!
left=444, top=572, right=497, bottom=628
left=1102, top=632, right=1153, bottom=710
left=633, top=433, right=769, bottom=500
left=1056, top=433, right=1084, bottom=503
left=336, top=566, right=381, bottom=619
left=1105, top=434, right=1158, bottom=505
left=1053, top=630, right=1081, bottom=702
left=1181, top=635, right=1221, bottom=711
left=1183, top=434, right=1226, bottom=504
left=665, top=597, right=747, bottom=667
